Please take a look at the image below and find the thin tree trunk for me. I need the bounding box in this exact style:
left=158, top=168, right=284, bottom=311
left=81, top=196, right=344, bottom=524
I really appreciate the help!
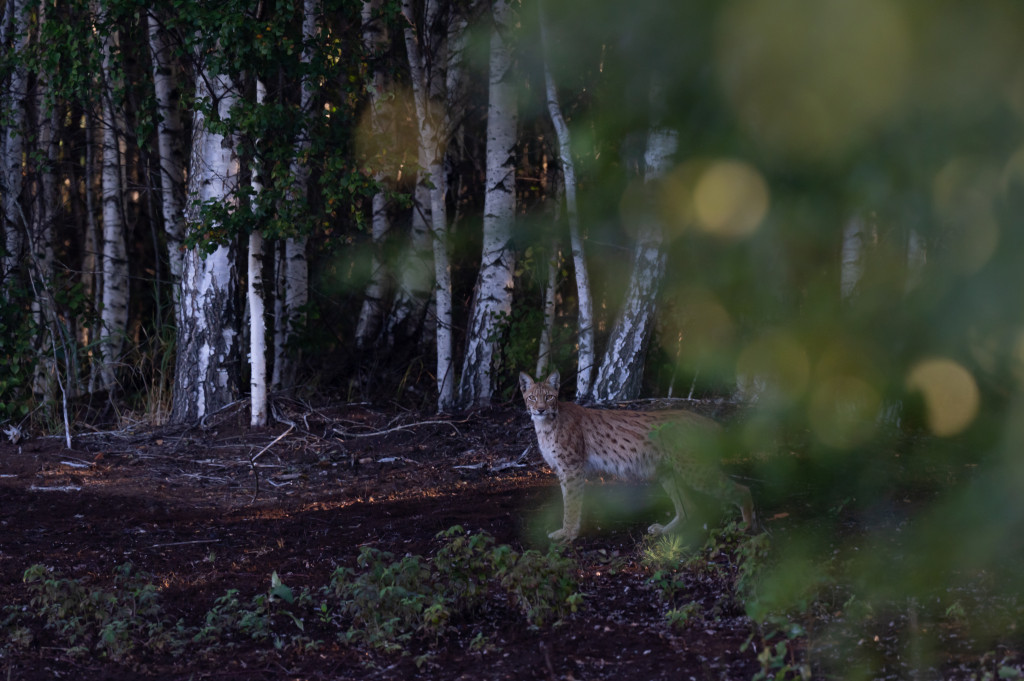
left=539, top=1, right=593, bottom=399
left=536, top=245, right=559, bottom=378
left=591, top=125, right=677, bottom=402
left=385, top=160, right=434, bottom=347
left=146, top=10, right=187, bottom=284
left=403, top=0, right=451, bottom=411
left=355, top=0, right=393, bottom=349
left=249, top=80, right=268, bottom=428
left=249, top=228, right=267, bottom=427
left=171, top=68, right=241, bottom=424
left=457, top=0, right=518, bottom=408
left=271, top=237, right=307, bottom=390
left=840, top=215, right=871, bottom=300
left=272, top=0, right=316, bottom=391
left=99, top=28, right=129, bottom=392
left=29, top=81, right=60, bottom=398
left=1, top=0, right=28, bottom=283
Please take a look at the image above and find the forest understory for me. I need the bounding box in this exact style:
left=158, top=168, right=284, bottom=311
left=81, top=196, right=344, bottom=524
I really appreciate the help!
left=1, top=398, right=1022, bottom=681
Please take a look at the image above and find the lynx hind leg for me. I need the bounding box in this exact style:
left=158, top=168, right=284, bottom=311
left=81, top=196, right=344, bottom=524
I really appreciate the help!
left=550, top=474, right=584, bottom=542
left=673, top=458, right=756, bottom=530
left=648, top=477, right=692, bottom=536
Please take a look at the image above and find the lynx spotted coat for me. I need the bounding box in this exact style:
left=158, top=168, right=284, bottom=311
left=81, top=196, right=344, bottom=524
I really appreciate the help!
left=520, top=371, right=754, bottom=542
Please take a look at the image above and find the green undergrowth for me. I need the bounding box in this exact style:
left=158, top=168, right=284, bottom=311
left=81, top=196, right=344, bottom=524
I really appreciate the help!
left=1, top=526, right=582, bottom=669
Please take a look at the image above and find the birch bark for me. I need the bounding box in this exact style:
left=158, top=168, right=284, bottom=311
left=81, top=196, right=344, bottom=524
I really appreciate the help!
left=355, top=0, right=393, bottom=348
left=402, top=0, right=459, bottom=411
left=590, top=126, right=677, bottom=402
left=249, top=80, right=268, bottom=428
left=99, top=27, right=129, bottom=391
left=272, top=0, right=315, bottom=391
left=457, top=0, right=517, bottom=408
left=146, top=10, right=187, bottom=284
left=170, top=68, right=241, bottom=424
left=539, top=1, right=594, bottom=399
left=1, top=0, right=28, bottom=282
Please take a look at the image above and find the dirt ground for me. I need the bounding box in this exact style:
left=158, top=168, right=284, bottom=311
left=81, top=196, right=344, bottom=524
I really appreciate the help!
left=1, top=399, right=1021, bottom=680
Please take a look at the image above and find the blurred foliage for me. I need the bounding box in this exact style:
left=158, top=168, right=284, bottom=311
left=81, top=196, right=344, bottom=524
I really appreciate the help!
left=528, top=0, right=1024, bottom=673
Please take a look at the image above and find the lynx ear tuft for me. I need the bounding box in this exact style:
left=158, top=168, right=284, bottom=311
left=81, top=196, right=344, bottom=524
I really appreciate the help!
left=519, top=372, right=534, bottom=393
left=545, top=371, right=560, bottom=389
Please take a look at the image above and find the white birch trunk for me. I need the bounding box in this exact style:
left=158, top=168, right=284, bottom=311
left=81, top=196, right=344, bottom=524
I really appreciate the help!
left=248, top=229, right=267, bottom=427
left=171, top=69, right=240, bottom=424
left=249, top=80, right=268, bottom=428
left=840, top=215, right=870, bottom=300
left=272, top=0, right=316, bottom=391
left=99, top=29, right=129, bottom=391
left=1, top=0, right=27, bottom=281
left=591, top=126, right=677, bottom=402
left=355, top=0, right=392, bottom=348
left=402, top=0, right=453, bottom=411
left=457, top=0, right=518, bottom=408
left=539, top=1, right=594, bottom=399
left=146, top=10, right=187, bottom=284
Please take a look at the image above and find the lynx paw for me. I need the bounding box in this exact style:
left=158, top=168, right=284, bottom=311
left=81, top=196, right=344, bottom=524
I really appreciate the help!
left=548, top=528, right=576, bottom=543
left=647, top=523, right=668, bottom=536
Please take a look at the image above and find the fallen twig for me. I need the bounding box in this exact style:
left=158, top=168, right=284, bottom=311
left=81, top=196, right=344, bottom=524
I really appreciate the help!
left=332, top=417, right=469, bottom=439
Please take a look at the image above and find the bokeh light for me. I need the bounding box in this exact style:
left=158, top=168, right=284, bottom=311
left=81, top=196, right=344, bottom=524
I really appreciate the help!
left=906, top=358, right=980, bottom=437
left=715, top=0, right=911, bottom=161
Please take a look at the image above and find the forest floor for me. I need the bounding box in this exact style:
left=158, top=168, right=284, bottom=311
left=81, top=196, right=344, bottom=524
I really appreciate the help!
left=0, top=398, right=1021, bottom=680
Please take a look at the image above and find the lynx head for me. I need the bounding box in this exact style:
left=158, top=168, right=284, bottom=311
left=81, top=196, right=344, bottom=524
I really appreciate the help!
left=519, top=371, right=560, bottom=420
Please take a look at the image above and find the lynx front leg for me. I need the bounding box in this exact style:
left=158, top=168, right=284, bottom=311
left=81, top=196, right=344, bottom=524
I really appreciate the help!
left=549, top=473, right=584, bottom=542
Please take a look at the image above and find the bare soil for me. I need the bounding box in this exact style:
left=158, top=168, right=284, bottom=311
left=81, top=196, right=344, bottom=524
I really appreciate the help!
left=0, top=399, right=1020, bottom=680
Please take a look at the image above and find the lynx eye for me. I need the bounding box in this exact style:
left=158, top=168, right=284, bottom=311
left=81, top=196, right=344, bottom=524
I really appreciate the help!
left=545, top=395, right=554, bottom=402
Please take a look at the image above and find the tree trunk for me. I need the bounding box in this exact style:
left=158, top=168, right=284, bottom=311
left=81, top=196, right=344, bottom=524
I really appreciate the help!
left=385, top=160, right=434, bottom=348
left=1, top=0, right=28, bottom=283
left=272, top=0, right=316, bottom=391
left=536, top=244, right=559, bottom=378
left=539, top=1, right=594, bottom=399
left=840, top=215, right=871, bottom=300
left=457, top=0, right=518, bottom=409
left=248, top=231, right=267, bottom=427
left=249, top=80, right=268, bottom=428
left=355, top=0, right=393, bottom=349
left=171, top=68, right=241, bottom=424
left=99, top=28, right=129, bottom=392
left=271, top=237, right=307, bottom=391
left=29, top=79, right=60, bottom=399
left=146, top=10, right=187, bottom=284
left=402, top=0, right=454, bottom=411
left=591, top=126, right=677, bottom=402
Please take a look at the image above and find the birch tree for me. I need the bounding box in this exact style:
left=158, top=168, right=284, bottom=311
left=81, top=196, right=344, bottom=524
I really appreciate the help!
left=1, top=0, right=28, bottom=283
left=146, top=9, right=187, bottom=284
left=271, top=0, right=316, bottom=392
left=402, top=0, right=468, bottom=411
left=591, top=107, right=677, bottom=402
left=539, top=0, right=593, bottom=399
left=355, top=0, right=393, bottom=349
left=98, top=24, right=129, bottom=391
left=248, top=80, right=268, bottom=428
left=171, top=65, right=241, bottom=424
left=457, top=0, right=518, bottom=408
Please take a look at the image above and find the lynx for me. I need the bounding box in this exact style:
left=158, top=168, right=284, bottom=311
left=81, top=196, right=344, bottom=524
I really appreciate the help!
left=520, top=371, right=754, bottom=542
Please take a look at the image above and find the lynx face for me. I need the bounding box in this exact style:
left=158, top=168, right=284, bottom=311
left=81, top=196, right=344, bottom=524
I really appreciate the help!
left=519, top=372, right=560, bottom=421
